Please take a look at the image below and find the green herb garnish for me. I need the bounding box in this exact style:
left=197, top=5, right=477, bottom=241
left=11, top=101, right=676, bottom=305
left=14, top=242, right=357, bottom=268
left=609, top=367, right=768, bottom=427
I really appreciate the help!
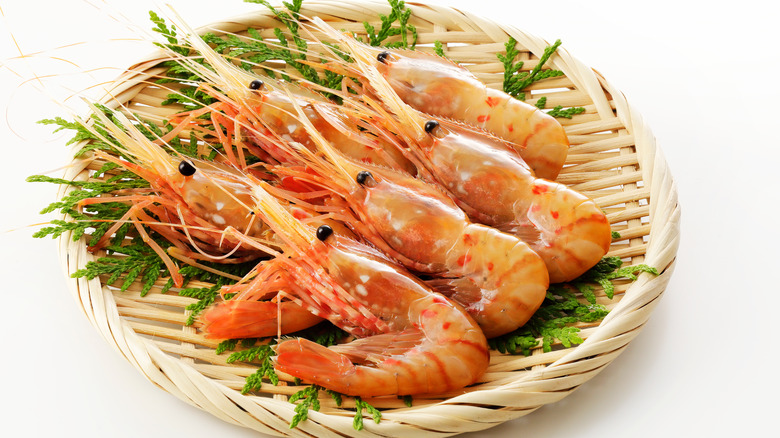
left=362, top=0, right=417, bottom=48
left=489, top=256, right=658, bottom=355
left=227, top=343, right=279, bottom=391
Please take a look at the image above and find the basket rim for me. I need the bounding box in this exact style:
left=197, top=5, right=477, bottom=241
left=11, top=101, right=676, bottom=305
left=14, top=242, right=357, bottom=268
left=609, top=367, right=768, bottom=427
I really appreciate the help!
left=55, top=0, right=681, bottom=436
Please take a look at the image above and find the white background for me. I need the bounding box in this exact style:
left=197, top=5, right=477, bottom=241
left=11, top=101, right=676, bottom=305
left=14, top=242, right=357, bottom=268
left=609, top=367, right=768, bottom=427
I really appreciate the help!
left=1, top=0, right=778, bottom=437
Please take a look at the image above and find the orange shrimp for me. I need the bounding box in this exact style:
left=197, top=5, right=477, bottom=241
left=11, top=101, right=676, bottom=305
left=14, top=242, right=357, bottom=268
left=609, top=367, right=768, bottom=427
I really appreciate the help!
left=245, top=96, right=548, bottom=337
left=216, top=181, right=489, bottom=396
left=159, top=16, right=414, bottom=174
left=312, top=18, right=569, bottom=180
left=76, top=106, right=332, bottom=338
left=321, top=42, right=612, bottom=283
left=72, top=105, right=278, bottom=281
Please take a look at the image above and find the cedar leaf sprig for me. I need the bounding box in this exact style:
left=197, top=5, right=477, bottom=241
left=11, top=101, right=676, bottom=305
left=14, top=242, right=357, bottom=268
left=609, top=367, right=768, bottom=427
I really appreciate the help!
left=363, top=0, right=417, bottom=48
left=499, top=37, right=565, bottom=100
left=489, top=257, right=658, bottom=355
left=353, top=397, right=382, bottom=430
left=71, top=241, right=166, bottom=296
left=243, top=0, right=344, bottom=89
left=288, top=385, right=343, bottom=429
left=498, top=38, right=587, bottom=119
left=226, top=343, right=280, bottom=392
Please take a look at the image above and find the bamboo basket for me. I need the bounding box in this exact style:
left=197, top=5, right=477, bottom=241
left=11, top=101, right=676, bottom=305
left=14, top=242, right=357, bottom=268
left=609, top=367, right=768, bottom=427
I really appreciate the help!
left=54, top=0, right=680, bottom=436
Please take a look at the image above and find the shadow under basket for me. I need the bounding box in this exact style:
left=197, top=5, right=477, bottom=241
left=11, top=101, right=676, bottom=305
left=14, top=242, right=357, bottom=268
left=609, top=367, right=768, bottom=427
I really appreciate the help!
left=55, top=1, right=680, bottom=436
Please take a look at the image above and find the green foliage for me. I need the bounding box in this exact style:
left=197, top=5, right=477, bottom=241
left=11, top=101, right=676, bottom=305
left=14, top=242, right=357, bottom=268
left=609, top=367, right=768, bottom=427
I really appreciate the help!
left=149, top=11, right=189, bottom=56
left=289, top=385, right=320, bottom=428
left=177, top=264, right=255, bottom=323
left=433, top=40, right=445, bottom=57
left=612, top=231, right=622, bottom=239
left=546, top=105, right=586, bottom=119
left=499, top=38, right=565, bottom=100
left=215, top=338, right=239, bottom=355
left=27, top=175, right=145, bottom=247
left=227, top=343, right=279, bottom=392
left=497, top=38, right=586, bottom=119
left=38, top=104, right=127, bottom=158
left=288, top=385, right=343, bottom=429
left=71, top=241, right=166, bottom=296
left=362, top=0, right=417, bottom=48
left=353, top=397, right=382, bottom=430
left=242, top=0, right=344, bottom=90
left=293, top=322, right=348, bottom=347
left=489, top=256, right=658, bottom=355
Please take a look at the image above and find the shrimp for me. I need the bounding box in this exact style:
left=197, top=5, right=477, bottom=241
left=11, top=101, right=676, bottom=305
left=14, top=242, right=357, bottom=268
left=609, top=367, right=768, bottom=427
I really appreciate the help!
left=320, top=39, right=612, bottom=283
left=215, top=181, right=489, bottom=396
left=243, top=94, right=548, bottom=337
left=158, top=14, right=414, bottom=174
left=311, top=18, right=569, bottom=180
left=72, top=104, right=279, bottom=284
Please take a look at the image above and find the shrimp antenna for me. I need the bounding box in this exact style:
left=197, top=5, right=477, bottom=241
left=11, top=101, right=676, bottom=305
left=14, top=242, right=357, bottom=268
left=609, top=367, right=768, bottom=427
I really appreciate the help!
left=308, top=17, right=428, bottom=142
left=250, top=181, right=315, bottom=252
left=277, top=88, right=364, bottom=190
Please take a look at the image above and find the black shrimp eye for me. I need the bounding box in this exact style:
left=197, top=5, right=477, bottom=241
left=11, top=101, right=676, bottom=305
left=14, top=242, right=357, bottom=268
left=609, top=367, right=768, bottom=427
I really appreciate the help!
left=248, top=79, right=264, bottom=90
left=377, top=51, right=390, bottom=64
left=178, top=160, right=196, bottom=176
left=355, top=171, right=373, bottom=186
left=424, top=120, right=440, bottom=134
left=316, top=225, right=334, bottom=242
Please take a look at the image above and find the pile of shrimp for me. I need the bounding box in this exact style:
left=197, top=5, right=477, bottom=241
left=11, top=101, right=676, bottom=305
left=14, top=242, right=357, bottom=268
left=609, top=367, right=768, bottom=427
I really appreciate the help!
left=71, top=13, right=614, bottom=398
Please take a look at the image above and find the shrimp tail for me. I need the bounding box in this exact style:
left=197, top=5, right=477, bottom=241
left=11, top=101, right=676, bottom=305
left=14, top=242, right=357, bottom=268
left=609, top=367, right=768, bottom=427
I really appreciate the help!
left=200, top=299, right=324, bottom=339
left=273, top=335, right=418, bottom=397
left=275, top=294, right=489, bottom=396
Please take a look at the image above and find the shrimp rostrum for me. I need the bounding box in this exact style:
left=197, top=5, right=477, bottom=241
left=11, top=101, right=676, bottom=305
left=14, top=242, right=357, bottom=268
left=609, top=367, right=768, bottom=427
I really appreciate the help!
left=206, top=180, right=489, bottom=397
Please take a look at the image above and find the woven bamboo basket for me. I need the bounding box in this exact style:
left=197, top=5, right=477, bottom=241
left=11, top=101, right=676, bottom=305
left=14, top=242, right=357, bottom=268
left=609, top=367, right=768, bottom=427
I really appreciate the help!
left=54, top=0, right=680, bottom=436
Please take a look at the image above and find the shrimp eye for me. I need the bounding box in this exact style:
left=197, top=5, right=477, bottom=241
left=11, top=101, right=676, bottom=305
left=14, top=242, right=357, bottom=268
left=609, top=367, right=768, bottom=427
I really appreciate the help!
left=424, top=120, right=440, bottom=134
left=248, top=79, right=264, bottom=90
left=178, top=160, right=196, bottom=176
left=356, top=171, right=374, bottom=186
left=377, top=51, right=390, bottom=64
left=316, top=225, right=333, bottom=241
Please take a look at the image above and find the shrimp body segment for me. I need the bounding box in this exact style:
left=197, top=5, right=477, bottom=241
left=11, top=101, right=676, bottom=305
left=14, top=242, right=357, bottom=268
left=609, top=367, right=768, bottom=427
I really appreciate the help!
left=314, top=20, right=569, bottom=180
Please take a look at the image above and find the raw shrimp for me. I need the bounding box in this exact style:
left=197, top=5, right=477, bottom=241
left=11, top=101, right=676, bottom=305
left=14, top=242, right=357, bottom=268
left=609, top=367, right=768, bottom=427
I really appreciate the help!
left=73, top=104, right=280, bottom=287
left=312, top=18, right=569, bottom=180
left=76, top=106, right=345, bottom=344
left=159, top=15, right=414, bottom=173
left=246, top=97, right=548, bottom=337
left=320, top=43, right=612, bottom=283
left=216, top=181, right=489, bottom=396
